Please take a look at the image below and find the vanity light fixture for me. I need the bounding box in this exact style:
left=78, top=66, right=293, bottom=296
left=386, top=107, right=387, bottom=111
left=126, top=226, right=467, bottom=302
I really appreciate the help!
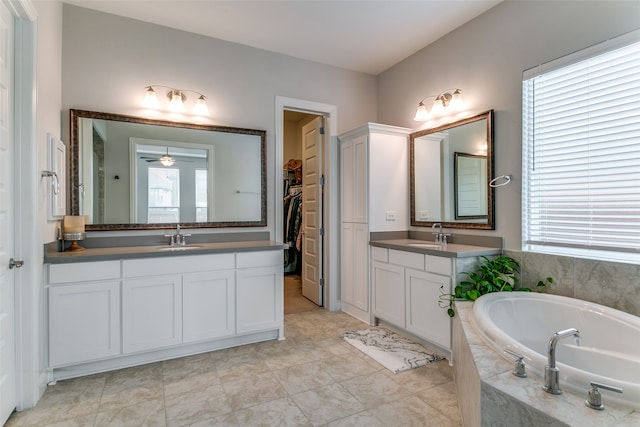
left=414, top=89, right=463, bottom=121
left=144, top=85, right=209, bottom=116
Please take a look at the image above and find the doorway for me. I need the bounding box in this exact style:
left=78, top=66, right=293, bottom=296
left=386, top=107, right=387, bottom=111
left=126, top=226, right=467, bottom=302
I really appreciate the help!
left=283, top=110, right=325, bottom=313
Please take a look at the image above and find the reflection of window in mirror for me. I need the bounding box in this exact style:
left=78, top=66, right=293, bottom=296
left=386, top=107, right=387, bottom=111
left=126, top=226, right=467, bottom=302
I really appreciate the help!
left=195, top=169, right=207, bottom=222
left=148, top=168, right=180, bottom=223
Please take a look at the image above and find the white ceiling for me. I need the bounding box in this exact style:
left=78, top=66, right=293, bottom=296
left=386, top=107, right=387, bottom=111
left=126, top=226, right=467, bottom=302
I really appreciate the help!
left=63, top=0, right=502, bottom=75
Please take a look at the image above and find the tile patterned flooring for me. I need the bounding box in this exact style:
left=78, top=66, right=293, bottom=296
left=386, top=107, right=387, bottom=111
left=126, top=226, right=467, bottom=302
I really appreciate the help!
left=7, top=302, right=462, bottom=426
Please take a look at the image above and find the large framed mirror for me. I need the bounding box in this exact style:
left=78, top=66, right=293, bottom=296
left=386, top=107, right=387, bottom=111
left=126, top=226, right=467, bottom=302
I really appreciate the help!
left=69, top=109, right=267, bottom=230
left=410, top=110, right=494, bottom=229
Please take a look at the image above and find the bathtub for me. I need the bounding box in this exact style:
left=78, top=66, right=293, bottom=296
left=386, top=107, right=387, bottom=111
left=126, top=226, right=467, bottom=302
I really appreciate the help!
left=471, top=292, right=640, bottom=409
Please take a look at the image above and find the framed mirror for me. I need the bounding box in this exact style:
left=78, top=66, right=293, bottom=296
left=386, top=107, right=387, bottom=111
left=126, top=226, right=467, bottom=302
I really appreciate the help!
left=410, top=110, right=494, bottom=229
left=69, top=109, right=267, bottom=230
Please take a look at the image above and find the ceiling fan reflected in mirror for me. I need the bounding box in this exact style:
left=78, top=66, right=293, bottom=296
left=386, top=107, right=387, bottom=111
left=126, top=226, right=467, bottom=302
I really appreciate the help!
left=140, top=146, right=193, bottom=166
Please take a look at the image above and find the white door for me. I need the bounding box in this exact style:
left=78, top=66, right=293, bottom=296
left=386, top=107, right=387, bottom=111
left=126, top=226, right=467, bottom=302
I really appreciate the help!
left=0, top=3, right=15, bottom=424
left=301, top=117, right=324, bottom=306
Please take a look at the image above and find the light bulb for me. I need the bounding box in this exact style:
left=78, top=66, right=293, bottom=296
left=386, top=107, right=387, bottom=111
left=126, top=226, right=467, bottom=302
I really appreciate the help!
left=143, top=87, right=159, bottom=108
left=160, top=155, right=175, bottom=166
left=168, top=90, right=185, bottom=112
left=194, top=95, right=209, bottom=116
left=414, top=102, right=429, bottom=121
left=431, top=98, right=445, bottom=116
left=450, top=89, right=464, bottom=110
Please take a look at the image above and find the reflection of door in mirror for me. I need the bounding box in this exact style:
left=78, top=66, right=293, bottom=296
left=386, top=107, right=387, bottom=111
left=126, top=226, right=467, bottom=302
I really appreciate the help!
left=454, top=153, right=487, bottom=219
left=79, top=118, right=106, bottom=224
left=130, top=138, right=212, bottom=223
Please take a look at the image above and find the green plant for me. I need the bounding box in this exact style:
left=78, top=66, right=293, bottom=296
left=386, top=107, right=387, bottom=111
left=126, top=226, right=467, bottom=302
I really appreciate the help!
left=439, top=256, right=552, bottom=317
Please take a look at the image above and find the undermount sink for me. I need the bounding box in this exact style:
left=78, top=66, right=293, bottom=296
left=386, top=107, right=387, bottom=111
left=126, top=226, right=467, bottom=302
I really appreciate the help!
left=406, top=243, right=444, bottom=249
left=156, top=245, right=202, bottom=252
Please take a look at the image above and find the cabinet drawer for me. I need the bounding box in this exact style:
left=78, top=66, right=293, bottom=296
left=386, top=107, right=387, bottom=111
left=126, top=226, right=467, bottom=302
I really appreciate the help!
left=122, top=253, right=234, bottom=277
left=236, top=250, right=281, bottom=268
left=426, top=255, right=452, bottom=276
left=48, top=261, right=121, bottom=284
left=370, top=246, right=388, bottom=262
left=389, top=249, right=424, bottom=270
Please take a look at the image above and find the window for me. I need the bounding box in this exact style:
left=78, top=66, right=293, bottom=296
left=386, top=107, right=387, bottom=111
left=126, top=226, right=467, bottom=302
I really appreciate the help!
left=195, top=169, right=208, bottom=222
left=148, top=167, right=180, bottom=222
left=522, top=31, right=640, bottom=263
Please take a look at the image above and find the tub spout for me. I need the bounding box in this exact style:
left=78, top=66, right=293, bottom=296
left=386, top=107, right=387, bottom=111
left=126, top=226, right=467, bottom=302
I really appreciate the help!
left=543, top=327, right=580, bottom=395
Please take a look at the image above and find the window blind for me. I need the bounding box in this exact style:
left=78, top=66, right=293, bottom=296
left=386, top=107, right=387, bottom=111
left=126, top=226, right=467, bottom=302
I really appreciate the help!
left=522, top=36, right=640, bottom=258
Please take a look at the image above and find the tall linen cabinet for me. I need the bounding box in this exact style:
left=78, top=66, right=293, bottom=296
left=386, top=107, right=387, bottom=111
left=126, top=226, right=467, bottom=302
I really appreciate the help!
left=338, top=123, right=412, bottom=323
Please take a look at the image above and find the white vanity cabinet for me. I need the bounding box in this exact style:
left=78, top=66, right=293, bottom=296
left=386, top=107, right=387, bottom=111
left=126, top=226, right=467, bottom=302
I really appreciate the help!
left=48, top=261, right=121, bottom=367
left=338, top=123, right=412, bottom=323
left=371, top=247, right=454, bottom=352
left=46, top=247, right=283, bottom=379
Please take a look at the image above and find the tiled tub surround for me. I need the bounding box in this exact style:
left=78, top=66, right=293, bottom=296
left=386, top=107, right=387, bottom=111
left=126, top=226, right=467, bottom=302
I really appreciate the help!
left=452, top=302, right=640, bottom=427
left=505, top=250, right=640, bottom=318
left=473, top=292, right=640, bottom=409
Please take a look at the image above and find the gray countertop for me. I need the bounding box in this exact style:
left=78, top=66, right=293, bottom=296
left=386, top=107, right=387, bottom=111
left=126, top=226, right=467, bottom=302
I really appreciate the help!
left=369, top=239, right=501, bottom=258
left=45, top=240, right=286, bottom=264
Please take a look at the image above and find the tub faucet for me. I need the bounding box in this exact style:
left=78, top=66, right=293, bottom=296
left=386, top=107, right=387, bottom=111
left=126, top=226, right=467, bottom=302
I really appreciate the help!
left=543, top=327, right=580, bottom=395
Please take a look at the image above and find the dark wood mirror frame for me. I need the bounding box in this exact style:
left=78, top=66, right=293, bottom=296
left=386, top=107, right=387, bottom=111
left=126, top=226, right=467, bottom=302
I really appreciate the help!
left=69, top=109, right=267, bottom=231
left=410, top=110, right=494, bottom=230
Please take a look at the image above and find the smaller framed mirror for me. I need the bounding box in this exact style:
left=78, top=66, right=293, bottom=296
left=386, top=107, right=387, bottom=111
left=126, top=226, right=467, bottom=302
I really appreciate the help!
left=410, top=110, right=494, bottom=229
left=454, top=152, right=488, bottom=220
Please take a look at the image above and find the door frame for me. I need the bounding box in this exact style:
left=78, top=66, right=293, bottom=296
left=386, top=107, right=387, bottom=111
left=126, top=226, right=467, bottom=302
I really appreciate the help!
left=275, top=97, right=339, bottom=311
left=9, top=0, right=40, bottom=410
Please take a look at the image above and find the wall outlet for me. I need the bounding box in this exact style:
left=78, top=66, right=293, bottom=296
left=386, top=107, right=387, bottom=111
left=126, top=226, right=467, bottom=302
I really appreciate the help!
left=419, top=210, right=429, bottom=220
left=385, top=211, right=396, bottom=221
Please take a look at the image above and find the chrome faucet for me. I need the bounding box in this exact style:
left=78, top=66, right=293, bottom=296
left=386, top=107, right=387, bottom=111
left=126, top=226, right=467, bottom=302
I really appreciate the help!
left=165, top=225, right=191, bottom=246
left=543, top=328, right=580, bottom=394
left=432, top=222, right=450, bottom=244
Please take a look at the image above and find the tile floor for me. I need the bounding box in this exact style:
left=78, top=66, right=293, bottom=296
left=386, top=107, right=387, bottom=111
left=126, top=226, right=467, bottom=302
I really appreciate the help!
left=7, top=297, right=462, bottom=426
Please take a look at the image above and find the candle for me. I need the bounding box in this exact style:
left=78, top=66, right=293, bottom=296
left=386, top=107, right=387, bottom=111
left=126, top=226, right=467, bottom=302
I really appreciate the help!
left=63, top=215, right=85, bottom=234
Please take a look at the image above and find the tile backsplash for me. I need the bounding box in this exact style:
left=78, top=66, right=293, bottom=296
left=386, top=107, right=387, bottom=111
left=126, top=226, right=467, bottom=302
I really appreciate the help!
left=505, top=250, right=640, bottom=317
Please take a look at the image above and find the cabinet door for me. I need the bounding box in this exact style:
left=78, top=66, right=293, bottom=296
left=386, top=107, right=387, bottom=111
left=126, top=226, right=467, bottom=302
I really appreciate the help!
left=49, top=281, right=120, bottom=366
left=405, top=268, right=451, bottom=350
left=340, top=139, right=355, bottom=222
left=122, top=275, right=182, bottom=353
left=236, top=266, right=283, bottom=334
left=340, top=135, right=367, bottom=223
left=371, top=261, right=405, bottom=327
left=183, top=270, right=235, bottom=343
left=341, top=222, right=369, bottom=311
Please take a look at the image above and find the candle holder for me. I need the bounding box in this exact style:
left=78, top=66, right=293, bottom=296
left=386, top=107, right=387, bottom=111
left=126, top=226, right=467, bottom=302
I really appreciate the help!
left=63, top=232, right=86, bottom=251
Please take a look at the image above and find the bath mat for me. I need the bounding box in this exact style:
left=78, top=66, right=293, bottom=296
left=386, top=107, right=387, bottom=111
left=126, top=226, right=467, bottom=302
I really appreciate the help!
left=341, top=327, right=444, bottom=373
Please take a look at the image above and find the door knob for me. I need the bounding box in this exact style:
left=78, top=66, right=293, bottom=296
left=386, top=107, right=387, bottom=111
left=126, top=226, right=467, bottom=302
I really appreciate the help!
left=9, top=258, right=24, bottom=269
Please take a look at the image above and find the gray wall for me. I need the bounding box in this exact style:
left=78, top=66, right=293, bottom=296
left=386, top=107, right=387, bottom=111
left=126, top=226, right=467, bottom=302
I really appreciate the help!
left=61, top=4, right=378, bottom=237
left=378, top=0, right=640, bottom=250
left=378, top=0, right=640, bottom=315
